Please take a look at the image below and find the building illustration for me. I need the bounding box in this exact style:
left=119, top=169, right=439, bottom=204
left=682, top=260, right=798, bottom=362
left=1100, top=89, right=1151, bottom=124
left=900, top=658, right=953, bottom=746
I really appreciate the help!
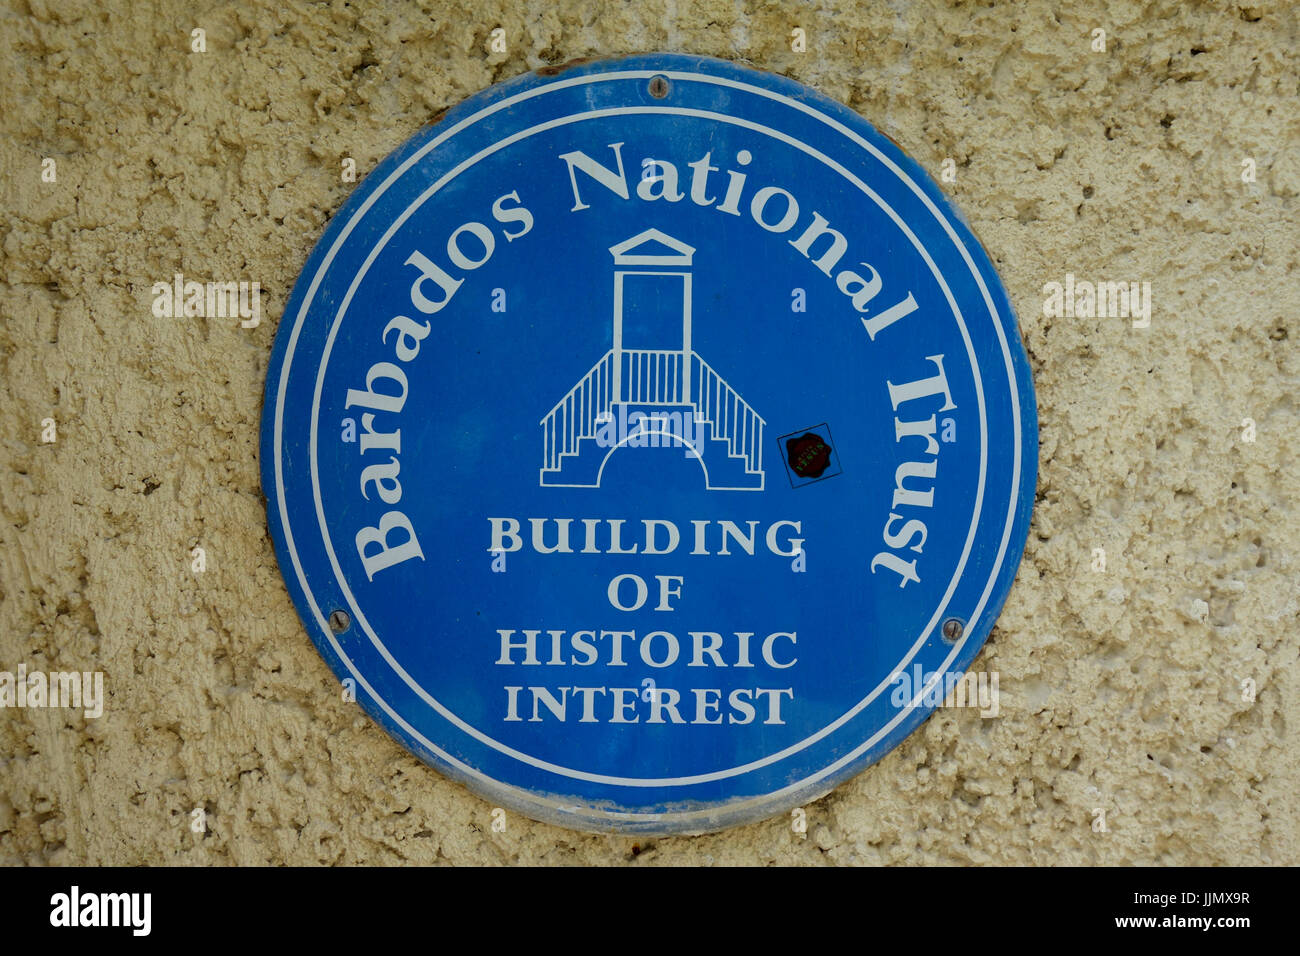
left=539, top=228, right=766, bottom=491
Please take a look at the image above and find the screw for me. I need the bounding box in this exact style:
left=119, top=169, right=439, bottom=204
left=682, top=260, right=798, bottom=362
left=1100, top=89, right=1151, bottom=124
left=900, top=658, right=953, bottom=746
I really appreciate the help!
left=649, top=75, right=670, bottom=98
left=329, top=610, right=351, bottom=634
left=941, top=618, right=964, bottom=642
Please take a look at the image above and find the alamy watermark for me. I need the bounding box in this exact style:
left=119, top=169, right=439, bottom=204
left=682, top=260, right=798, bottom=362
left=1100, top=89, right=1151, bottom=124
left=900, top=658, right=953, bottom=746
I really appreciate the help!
left=1042, top=274, right=1151, bottom=328
left=593, top=406, right=704, bottom=455
left=890, top=664, right=999, bottom=717
left=0, top=664, right=104, bottom=719
left=151, top=272, right=262, bottom=328
left=50, top=886, right=150, bottom=936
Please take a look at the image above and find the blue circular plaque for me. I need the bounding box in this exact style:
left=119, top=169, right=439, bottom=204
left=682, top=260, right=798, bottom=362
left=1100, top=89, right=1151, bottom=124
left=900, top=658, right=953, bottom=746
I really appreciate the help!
left=261, top=54, right=1037, bottom=834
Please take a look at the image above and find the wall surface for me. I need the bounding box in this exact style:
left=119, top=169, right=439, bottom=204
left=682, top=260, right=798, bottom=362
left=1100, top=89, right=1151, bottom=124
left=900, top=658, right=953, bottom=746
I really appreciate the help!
left=1, top=0, right=1296, bottom=865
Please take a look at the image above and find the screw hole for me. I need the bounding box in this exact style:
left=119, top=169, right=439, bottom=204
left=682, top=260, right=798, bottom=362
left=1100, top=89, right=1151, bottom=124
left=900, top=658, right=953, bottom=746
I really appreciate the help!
left=329, top=609, right=351, bottom=634
left=941, top=618, right=964, bottom=642
left=648, top=75, right=670, bottom=98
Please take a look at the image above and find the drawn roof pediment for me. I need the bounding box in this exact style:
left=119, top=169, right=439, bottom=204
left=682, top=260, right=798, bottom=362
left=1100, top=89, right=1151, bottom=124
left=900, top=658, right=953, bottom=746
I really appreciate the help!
left=609, top=228, right=695, bottom=266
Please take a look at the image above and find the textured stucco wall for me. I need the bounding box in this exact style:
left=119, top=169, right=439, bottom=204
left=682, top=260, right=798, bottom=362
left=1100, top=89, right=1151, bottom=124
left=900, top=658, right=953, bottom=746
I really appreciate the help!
left=1, top=0, right=1296, bottom=865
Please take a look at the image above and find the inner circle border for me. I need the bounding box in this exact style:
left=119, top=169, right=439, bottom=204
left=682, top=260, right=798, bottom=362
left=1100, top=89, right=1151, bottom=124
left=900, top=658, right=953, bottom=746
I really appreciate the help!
left=261, top=54, right=1038, bottom=834
left=308, top=106, right=988, bottom=785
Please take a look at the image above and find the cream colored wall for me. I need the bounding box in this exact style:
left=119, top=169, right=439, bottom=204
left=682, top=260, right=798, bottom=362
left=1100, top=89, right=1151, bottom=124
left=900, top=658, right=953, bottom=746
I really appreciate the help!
left=1, top=0, right=1295, bottom=865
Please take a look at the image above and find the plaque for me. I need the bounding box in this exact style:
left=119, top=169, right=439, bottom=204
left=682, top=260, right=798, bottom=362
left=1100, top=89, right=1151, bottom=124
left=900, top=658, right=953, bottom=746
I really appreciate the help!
left=261, top=54, right=1037, bottom=834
